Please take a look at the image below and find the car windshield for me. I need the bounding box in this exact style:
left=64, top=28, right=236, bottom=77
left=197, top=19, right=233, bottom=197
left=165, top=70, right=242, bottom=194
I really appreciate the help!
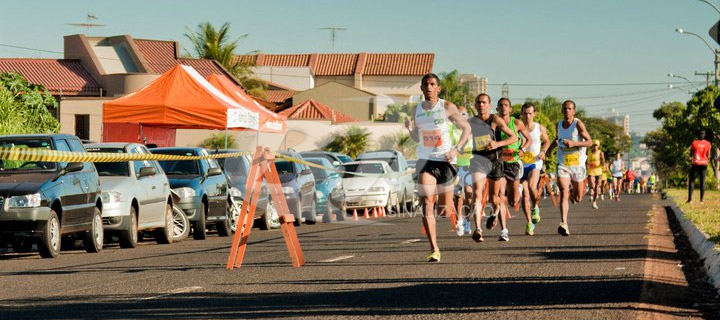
left=274, top=160, right=295, bottom=175
left=220, top=157, right=248, bottom=177
left=154, top=150, right=200, bottom=175
left=86, top=148, right=129, bottom=176
left=341, top=163, right=385, bottom=178
left=359, top=157, right=399, bottom=171
left=0, top=138, right=56, bottom=171
left=337, top=155, right=353, bottom=163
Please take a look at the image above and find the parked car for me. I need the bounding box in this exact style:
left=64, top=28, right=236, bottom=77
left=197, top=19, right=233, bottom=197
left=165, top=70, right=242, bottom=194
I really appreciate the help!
left=355, top=150, right=415, bottom=212
left=341, top=160, right=400, bottom=214
left=299, top=151, right=353, bottom=167
left=275, top=150, right=317, bottom=226
left=85, top=143, right=178, bottom=247
left=151, top=147, right=229, bottom=240
left=210, top=149, right=279, bottom=230
left=0, top=134, right=103, bottom=258
left=304, top=157, right=345, bottom=222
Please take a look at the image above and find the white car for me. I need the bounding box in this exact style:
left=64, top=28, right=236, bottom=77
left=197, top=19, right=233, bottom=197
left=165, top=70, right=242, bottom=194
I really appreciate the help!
left=355, top=151, right=416, bottom=212
left=341, top=161, right=400, bottom=213
left=85, top=143, right=177, bottom=248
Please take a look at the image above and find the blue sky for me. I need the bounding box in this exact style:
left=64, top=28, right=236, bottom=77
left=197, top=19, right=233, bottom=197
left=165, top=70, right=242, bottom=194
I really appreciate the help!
left=0, top=0, right=715, bottom=134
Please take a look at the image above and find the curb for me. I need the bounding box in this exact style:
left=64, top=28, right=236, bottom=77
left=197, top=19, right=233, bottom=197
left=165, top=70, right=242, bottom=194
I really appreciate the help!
left=668, top=203, right=720, bottom=293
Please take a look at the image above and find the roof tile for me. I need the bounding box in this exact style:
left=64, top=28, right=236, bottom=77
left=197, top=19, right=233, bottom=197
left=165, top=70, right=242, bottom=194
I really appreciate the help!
left=279, top=98, right=357, bottom=124
left=0, top=59, right=102, bottom=95
left=235, top=53, right=433, bottom=76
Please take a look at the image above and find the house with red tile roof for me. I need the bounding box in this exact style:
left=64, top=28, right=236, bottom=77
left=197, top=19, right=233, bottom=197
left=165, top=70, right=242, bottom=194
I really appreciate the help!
left=235, top=52, right=434, bottom=107
left=279, top=99, right=358, bottom=124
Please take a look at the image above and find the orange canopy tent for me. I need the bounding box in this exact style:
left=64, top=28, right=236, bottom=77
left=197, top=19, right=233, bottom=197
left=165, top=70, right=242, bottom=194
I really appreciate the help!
left=206, top=73, right=287, bottom=134
left=103, top=64, right=259, bottom=131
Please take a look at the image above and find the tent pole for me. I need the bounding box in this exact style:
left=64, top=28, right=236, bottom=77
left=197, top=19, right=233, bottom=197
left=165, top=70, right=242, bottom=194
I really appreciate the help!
left=224, top=126, right=228, bottom=149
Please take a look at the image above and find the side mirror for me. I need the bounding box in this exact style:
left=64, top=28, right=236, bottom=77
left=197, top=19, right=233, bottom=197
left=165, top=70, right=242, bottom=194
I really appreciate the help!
left=65, top=162, right=84, bottom=173
left=332, top=161, right=341, bottom=167
left=301, top=169, right=312, bottom=175
left=208, top=168, right=223, bottom=176
left=138, top=166, right=157, bottom=177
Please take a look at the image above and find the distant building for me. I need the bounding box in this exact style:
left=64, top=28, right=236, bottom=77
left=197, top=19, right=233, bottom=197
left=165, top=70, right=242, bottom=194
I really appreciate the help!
left=602, top=108, right=630, bottom=136
left=459, top=74, right=487, bottom=98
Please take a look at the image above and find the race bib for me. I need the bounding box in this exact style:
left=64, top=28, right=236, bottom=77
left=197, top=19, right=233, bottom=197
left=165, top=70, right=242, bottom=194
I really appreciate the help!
left=422, top=129, right=442, bottom=148
left=474, top=135, right=491, bottom=151
left=521, top=151, right=535, bottom=163
left=588, top=162, right=599, bottom=169
left=501, top=149, right=516, bottom=161
left=564, top=153, right=580, bottom=166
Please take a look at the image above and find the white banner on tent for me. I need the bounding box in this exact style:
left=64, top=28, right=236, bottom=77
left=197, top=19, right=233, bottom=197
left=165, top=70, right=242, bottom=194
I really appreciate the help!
left=227, top=108, right=259, bottom=129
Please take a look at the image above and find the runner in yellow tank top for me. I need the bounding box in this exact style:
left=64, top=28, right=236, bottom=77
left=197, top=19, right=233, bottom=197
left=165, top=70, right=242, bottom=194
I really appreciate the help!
left=585, top=139, right=605, bottom=209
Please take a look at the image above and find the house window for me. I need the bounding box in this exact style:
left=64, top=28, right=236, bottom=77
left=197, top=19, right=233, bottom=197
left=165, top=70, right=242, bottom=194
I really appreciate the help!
left=75, top=114, right=90, bottom=140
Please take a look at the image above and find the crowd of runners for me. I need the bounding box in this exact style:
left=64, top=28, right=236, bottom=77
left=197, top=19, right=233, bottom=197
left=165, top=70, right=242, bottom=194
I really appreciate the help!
left=404, top=73, right=660, bottom=262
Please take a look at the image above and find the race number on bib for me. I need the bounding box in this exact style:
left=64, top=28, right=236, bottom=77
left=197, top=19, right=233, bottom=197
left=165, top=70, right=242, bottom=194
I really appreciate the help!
left=422, top=129, right=442, bottom=148
left=501, top=149, right=515, bottom=161
left=474, top=135, right=491, bottom=151
left=521, top=151, right=536, bottom=163
left=564, top=153, right=580, bottom=166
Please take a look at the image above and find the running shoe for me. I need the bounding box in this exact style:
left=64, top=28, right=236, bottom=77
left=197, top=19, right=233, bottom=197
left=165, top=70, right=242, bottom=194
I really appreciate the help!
left=558, top=223, right=570, bottom=236
left=426, top=250, right=441, bottom=262
left=525, top=222, right=535, bottom=236
left=463, top=217, right=471, bottom=235
left=472, top=228, right=484, bottom=242
left=592, top=202, right=598, bottom=210
left=531, top=206, right=541, bottom=224
left=455, top=218, right=465, bottom=237
left=486, top=213, right=498, bottom=230
left=499, top=229, right=510, bottom=241
left=601, top=195, right=605, bottom=201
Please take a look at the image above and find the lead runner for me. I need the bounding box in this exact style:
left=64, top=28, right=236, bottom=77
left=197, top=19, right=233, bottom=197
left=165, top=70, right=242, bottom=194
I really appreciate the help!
left=405, top=73, right=471, bottom=262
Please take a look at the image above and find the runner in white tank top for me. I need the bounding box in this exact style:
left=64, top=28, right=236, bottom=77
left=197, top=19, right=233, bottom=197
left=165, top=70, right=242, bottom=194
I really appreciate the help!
left=519, top=103, right=551, bottom=235
left=546, top=100, right=593, bottom=237
left=404, top=73, right=470, bottom=262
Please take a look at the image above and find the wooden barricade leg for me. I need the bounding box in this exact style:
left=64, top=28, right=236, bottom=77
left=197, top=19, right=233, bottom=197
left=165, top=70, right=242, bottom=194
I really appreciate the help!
left=227, top=146, right=264, bottom=269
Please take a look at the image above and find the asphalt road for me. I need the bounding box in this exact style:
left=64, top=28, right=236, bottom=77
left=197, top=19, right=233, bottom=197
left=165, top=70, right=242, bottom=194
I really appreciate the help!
left=0, top=194, right=717, bottom=319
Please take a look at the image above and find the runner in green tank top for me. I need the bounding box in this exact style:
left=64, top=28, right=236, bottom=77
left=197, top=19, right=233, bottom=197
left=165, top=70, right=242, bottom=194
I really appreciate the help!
left=496, top=98, right=532, bottom=240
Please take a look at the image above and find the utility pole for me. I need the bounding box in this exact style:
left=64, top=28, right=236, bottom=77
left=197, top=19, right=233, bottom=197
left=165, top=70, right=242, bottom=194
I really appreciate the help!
left=695, top=71, right=712, bottom=87
left=319, top=27, right=346, bottom=52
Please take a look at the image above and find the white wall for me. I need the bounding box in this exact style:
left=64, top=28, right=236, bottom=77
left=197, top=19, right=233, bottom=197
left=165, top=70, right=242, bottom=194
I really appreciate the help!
left=252, top=66, right=314, bottom=91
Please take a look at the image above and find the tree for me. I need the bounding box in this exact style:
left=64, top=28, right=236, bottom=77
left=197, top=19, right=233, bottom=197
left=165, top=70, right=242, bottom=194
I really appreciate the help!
left=583, top=117, right=631, bottom=158
left=323, top=126, right=372, bottom=158
left=0, top=72, right=59, bottom=135
left=379, top=131, right=417, bottom=159
left=383, top=103, right=414, bottom=123
left=438, top=70, right=472, bottom=107
left=184, top=22, right=266, bottom=98
left=201, top=132, right=236, bottom=149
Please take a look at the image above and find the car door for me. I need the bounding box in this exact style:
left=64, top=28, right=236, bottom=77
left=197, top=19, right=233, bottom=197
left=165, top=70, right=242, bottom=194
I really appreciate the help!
left=52, top=139, right=83, bottom=232
left=201, top=152, right=227, bottom=217
left=300, top=161, right=315, bottom=210
left=131, top=146, right=165, bottom=228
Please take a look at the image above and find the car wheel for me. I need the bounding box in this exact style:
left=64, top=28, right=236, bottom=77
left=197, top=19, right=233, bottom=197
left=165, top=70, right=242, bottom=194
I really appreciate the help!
left=171, top=205, right=190, bottom=241
left=259, top=199, right=279, bottom=230
left=84, top=207, right=104, bottom=253
left=305, top=196, right=317, bottom=225
left=39, top=210, right=61, bottom=258
left=293, top=198, right=302, bottom=227
left=216, top=199, right=232, bottom=237
left=192, top=202, right=207, bottom=240
left=229, top=198, right=242, bottom=233
left=155, top=203, right=174, bottom=244
left=395, top=194, right=401, bottom=214
left=119, top=206, right=139, bottom=248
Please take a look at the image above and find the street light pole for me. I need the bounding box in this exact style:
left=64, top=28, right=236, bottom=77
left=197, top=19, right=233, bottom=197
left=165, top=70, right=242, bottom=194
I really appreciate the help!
left=667, top=73, right=701, bottom=90
left=676, top=28, right=719, bottom=86
left=697, top=0, right=720, bottom=15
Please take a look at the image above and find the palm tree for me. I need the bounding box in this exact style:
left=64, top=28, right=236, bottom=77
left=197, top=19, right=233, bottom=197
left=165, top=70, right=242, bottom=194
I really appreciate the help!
left=324, top=126, right=372, bottom=158
left=184, top=22, right=266, bottom=98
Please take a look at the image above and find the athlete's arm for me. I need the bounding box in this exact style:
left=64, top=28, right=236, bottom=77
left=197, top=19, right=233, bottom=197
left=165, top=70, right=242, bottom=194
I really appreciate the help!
left=538, top=124, right=550, bottom=160
left=514, top=119, right=532, bottom=156
left=569, top=119, right=593, bottom=148
left=545, top=122, right=559, bottom=155
left=445, top=102, right=471, bottom=151
left=404, top=106, right=419, bottom=143
left=492, top=115, right=518, bottom=149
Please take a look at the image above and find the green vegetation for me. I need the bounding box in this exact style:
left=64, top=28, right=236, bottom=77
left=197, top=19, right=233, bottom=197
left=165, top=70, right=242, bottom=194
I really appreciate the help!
left=0, top=72, right=60, bottom=135
left=667, top=188, right=720, bottom=246
left=378, top=131, right=417, bottom=159
left=202, top=132, right=236, bottom=149
left=184, top=21, right=266, bottom=98
left=324, top=126, right=372, bottom=158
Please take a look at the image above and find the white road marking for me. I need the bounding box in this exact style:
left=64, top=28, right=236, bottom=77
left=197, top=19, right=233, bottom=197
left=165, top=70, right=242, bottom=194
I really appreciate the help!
left=615, top=267, right=626, bottom=271
left=140, top=286, right=203, bottom=300
left=401, top=239, right=422, bottom=244
left=320, top=255, right=355, bottom=263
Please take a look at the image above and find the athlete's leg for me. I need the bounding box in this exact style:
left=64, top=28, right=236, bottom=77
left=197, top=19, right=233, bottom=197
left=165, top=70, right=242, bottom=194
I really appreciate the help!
left=419, top=172, right=439, bottom=251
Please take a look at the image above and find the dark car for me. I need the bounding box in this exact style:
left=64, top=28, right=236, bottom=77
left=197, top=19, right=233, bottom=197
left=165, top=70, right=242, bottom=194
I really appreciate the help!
left=151, top=147, right=229, bottom=240
left=275, top=150, right=317, bottom=225
left=356, top=150, right=416, bottom=212
left=305, top=157, right=345, bottom=222
left=0, top=134, right=103, bottom=258
left=299, top=151, right=353, bottom=167
left=211, top=149, right=278, bottom=230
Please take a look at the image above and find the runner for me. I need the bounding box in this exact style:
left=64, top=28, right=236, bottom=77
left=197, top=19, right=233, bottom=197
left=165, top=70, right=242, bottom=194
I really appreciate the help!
left=586, top=139, right=605, bottom=209
left=688, top=129, right=712, bottom=204
left=519, top=103, right=550, bottom=235
left=625, top=169, right=635, bottom=194
left=546, top=100, right=593, bottom=236
left=404, top=73, right=471, bottom=262
left=496, top=98, right=532, bottom=229
left=467, top=93, right=517, bottom=242
left=610, top=153, right=624, bottom=201
left=648, top=172, right=657, bottom=193
left=452, top=105, right=474, bottom=236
